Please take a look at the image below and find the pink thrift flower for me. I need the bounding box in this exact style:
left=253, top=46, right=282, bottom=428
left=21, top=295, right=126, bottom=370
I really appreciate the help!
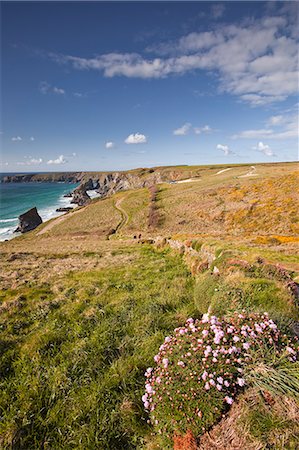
left=224, top=380, right=230, bottom=387
left=237, top=378, right=245, bottom=387
left=216, top=384, right=222, bottom=391
left=217, top=376, right=223, bottom=384
left=202, top=371, right=208, bottom=381
left=162, top=358, right=169, bottom=368
left=205, top=382, right=210, bottom=390
left=225, top=396, right=234, bottom=405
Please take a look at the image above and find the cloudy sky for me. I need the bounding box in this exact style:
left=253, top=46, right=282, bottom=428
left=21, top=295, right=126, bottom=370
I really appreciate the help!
left=1, top=1, right=298, bottom=171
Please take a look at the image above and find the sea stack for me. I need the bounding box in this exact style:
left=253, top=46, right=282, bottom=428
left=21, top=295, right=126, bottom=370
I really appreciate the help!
left=14, top=207, right=43, bottom=233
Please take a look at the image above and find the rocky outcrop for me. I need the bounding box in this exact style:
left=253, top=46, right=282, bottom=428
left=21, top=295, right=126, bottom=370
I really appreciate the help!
left=56, top=207, right=73, bottom=212
left=14, top=207, right=43, bottom=233
left=95, top=172, right=163, bottom=198
left=71, top=186, right=91, bottom=206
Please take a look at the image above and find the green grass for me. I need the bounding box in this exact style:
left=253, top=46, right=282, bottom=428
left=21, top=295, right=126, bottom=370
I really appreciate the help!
left=0, top=246, right=195, bottom=449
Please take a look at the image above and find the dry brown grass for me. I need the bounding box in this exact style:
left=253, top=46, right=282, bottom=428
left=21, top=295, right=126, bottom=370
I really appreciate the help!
left=198, top=389, right=299, bottom=450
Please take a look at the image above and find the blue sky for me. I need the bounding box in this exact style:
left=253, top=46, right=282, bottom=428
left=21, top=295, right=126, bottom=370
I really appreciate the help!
left=1, top=1, right=298, bottom=172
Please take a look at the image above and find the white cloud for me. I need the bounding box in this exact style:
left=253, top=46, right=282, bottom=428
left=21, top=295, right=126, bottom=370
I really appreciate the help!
left=0, top=161, right=9, bottom=167
left=194, top=125, right=213, bottom=134
left=124, top=133, right=147, bottom=144
left=39, top=81, right=65, bottom=95
left=267, top=115, right=285, bottom=126
left=11, top=136, right=22, bottom=141
left=105, top=141, right=115, bottom=149
left=49, top=13, right=299, bottom=105
left=173, top=123, right=191, bottom=136
left=252, top=141, right=274, bottom=156
left=52, top=86, right=65, bottom=95
left=217, top=144, right=231, bottom=156
left=73, top=92, right=83, bottom=98
left=47, top=154, right=67, bottom=165
left=29, top=157, right=43, bottom=164
left=30, top=136, right=35, bottom=141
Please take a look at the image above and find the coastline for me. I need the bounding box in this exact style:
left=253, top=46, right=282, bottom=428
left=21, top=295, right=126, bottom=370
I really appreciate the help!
left=0, top=182, right=79, bottom=241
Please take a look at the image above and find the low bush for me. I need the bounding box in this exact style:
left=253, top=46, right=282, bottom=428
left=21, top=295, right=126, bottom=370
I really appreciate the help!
left=143, top=312, right=298, bottom=447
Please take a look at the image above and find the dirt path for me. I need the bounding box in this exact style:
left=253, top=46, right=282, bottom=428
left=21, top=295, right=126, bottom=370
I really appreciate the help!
left=37, top=207, right=85, bottom=235
left=216, top=168, right=232, bottom=175
left=238, top=166, right=257, bottom=178
left=113, top=197, right=129, bottom=233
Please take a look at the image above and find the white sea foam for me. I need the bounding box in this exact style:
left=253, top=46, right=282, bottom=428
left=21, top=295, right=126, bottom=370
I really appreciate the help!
left=0, top=218, right=18, bottom=223
left=87, top=190, right=101, bottom=199
left=0, top=192, right=75, bottom=242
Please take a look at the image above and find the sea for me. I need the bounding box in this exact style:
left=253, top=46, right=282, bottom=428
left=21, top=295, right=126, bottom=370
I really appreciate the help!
left=0, top=173, right=79, bottom=241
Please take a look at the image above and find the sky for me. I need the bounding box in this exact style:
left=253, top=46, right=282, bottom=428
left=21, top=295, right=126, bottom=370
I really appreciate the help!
left=0, top=0, right=298, bottom=172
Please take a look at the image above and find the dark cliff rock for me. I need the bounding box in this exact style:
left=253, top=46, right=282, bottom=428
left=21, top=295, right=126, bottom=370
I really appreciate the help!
left=14, top=207, right=43, bottom=233
left=2, top=172, right=81, bottom=183
left=71, top=186, right=91, bottom=206
left=56, top=207, right=73, bottom=212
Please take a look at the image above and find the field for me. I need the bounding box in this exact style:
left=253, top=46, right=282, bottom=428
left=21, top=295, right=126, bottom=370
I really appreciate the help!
left=0, top=162, right=298, bottom=449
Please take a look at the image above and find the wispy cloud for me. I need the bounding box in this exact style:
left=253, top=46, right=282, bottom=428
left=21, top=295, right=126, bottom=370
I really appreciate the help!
left=211, top=4, right=226, bottom=20
left=39, top=81, right=65, bottom=95
left=232, top=112, right=298, bottom=140
left=47, top=13, right=298, bottom=105
left=17, top=157, right=43, bottom=166
left=125, top=133, right=147, bottom=144
left=30, top=136, right=35, bottom=141
left=173, top=123, right=191, bottom=136
left=47, top=154, right=67, bottom=164
left=11, top=136, right=22, bottom=141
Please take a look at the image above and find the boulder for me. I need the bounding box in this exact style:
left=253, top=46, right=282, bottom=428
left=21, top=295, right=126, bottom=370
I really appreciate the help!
left=71, top=187, right=90, bottom=206
left=14, top=207, right=42, bottom=233
left=56, top=207, right=73, bottom=212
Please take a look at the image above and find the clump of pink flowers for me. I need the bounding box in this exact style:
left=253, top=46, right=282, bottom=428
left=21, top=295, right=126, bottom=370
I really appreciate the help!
left=143, top=312, right=298, bottom=441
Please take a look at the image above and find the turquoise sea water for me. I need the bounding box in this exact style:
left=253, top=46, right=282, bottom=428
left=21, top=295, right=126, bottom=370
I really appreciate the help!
left=0, top=178, right=78, bottom=241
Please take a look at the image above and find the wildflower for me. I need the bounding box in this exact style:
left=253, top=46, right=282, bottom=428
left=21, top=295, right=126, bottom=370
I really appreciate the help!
left=224, top=380, right=230, bottom=387
left=177, top=361, right=185, bottom=367
left=237, top=378, right=245, bottom=387
left=216, top=384, right=222, bottom=391
left=286, top=347, right=296, bottom=355
left=162, top=358, right=169, bottom=368
left=217, top=376, right=223, bottom=384
left=225, top=396, right=234, bottom=405
left=145, top=384, right=153, bottom=394
left=243, top=342, right=250, bottom=350
left=205, top=382, right=210, bottom=390
left=202, top=371, right=208, bottom=381
left=202, top=329, right=209, bottom=338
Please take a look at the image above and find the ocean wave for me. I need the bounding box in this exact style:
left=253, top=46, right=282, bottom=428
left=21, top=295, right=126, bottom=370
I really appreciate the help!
left=0, top=190, right=75, bottom=241
left=0, top=218, right=18, bottom=223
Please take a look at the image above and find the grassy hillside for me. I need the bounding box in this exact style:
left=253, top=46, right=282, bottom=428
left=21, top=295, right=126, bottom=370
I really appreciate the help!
left=0, top=162, right=298, bottom=449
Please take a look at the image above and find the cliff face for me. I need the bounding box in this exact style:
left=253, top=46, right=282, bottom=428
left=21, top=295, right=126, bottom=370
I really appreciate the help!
left=1, top=172, right=82, bottom=183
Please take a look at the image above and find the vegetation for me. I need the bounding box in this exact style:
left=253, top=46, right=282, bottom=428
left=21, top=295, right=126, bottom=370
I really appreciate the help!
left=0, top=162, right=298, bottom=449
left=143, top=313, right=298, bottom=447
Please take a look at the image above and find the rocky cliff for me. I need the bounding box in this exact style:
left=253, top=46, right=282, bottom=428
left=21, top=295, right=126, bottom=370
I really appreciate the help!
left=14, top=207, right=43, bottom=233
